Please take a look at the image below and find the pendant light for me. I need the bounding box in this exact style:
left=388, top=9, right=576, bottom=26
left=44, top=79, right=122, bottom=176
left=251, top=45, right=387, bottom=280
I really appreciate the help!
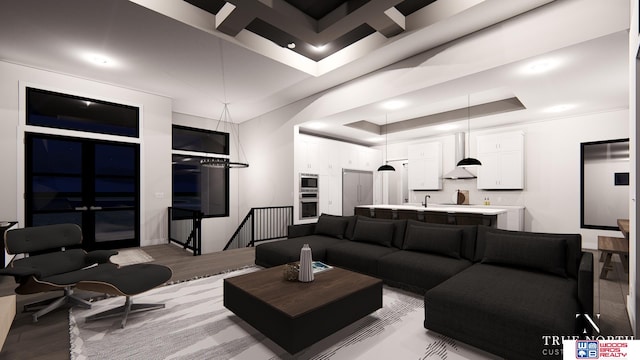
left=201, top=39, right=249, bottom=169
left=377, top=114, right=395, bottom=172
left=456, top=94, right=482, bottom=167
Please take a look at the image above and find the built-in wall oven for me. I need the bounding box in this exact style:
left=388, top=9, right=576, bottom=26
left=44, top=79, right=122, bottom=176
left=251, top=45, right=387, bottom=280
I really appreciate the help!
left=299, top=173, right=319, bottom=220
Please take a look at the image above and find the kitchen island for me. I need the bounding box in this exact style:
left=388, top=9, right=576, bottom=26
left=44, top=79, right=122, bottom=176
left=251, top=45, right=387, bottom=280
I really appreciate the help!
left=355, top=204, right=524, bottom=231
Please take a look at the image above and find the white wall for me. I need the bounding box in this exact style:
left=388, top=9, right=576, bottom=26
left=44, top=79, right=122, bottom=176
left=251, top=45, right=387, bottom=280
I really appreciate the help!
left=0, top=61, right=172, bottom=247
left=383, top=109, right=629, bottom=249
left=583, top=156, right=629, bottom=227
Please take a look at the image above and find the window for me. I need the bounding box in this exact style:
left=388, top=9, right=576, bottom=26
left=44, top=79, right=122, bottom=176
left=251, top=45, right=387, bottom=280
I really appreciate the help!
left=172, top=125, right=229, bottom=217
left=27, top=87, right=139, bottom=137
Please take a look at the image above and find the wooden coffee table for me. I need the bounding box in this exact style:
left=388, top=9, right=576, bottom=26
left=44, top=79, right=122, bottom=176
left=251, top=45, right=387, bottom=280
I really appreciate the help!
left=223, top=265, right=383, bottom=354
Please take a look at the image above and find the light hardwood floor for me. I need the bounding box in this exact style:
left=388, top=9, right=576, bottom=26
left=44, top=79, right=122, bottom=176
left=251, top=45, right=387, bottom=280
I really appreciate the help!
left=0, top=245, right=633, bottom=359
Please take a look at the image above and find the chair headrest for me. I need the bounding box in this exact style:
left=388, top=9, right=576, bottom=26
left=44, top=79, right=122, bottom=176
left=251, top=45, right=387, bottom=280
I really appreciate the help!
left=4, top=224, right=83, bottom=254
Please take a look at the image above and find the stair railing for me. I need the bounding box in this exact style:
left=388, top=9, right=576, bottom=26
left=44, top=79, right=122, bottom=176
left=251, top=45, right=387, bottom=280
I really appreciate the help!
left=224, top=206, right=293, bottom=250
left=168, top=207, right=202, bottom=255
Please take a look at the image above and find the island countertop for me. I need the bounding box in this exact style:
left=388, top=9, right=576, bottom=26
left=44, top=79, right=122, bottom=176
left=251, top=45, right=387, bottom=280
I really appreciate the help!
left=356, top=204, right=521, bottom=216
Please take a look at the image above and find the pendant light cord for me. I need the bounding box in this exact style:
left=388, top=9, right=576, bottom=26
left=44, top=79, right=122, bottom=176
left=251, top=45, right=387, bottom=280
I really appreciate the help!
left=215, top=38, right=248, bottom=166
left=385, top=114, right=389, bottom=163
left=467, top=94, right=470, bottom=157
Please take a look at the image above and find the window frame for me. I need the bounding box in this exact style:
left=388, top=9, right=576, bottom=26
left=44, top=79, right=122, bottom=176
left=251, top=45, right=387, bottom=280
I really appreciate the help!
left=171, top=125, right=230, bottom=218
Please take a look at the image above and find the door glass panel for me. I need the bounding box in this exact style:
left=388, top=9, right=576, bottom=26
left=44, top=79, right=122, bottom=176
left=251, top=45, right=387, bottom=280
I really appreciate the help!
left=95, top=178, right=135, bottom=193
left=95, top=144, right=136, bottom=176
left=94, top=210, right=135, bottom=242
left=31, top=138, right=81, bottom=174
left=31, top=195, right=82, bottom=211
left=94, top=196, right=135, bottom=208
left=32, top=212, right=82, bottom=227
left=33, top=176, right=82, bottom=193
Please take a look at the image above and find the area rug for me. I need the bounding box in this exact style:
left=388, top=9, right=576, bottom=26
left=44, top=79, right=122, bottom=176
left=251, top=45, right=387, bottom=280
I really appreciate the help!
left=110, top=248, right=154, bottom=267
left=69, top=267, right=499, bottom=360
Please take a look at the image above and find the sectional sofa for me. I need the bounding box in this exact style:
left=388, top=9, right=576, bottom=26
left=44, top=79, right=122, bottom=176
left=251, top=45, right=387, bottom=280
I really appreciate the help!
left=254, top=213, right=594, bottom=360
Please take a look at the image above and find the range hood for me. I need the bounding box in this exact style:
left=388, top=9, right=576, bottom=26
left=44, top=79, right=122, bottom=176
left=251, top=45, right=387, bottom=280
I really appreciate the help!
left=443, top=133, right=476, bottom=179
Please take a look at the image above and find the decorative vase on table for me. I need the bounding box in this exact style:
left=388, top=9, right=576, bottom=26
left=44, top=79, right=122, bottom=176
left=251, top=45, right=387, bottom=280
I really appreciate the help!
left=298, top=244, right=314, bottom=282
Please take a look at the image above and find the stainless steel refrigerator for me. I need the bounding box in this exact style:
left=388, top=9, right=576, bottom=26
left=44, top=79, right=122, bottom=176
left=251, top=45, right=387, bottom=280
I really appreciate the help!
left=342, top=169, right=373, bottom=216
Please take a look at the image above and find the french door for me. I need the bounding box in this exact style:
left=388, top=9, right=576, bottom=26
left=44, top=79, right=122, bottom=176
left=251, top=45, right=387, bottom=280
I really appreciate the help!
left=25, top=133, right=140, bottom=250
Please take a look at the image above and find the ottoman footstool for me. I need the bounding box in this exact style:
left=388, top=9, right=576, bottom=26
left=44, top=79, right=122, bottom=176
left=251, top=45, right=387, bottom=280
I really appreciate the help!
left=76, top=263, right=173, bottom=328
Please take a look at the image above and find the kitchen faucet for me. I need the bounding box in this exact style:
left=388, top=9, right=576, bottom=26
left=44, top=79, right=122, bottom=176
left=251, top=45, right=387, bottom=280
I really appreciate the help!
left=422, top=195, right=430, bottom=208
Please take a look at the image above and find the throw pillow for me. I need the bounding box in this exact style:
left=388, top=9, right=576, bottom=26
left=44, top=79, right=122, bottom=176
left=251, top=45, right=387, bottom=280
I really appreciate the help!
left=481, top=232, right=567, bottom=277
left=352, top=219, right=395, bottom=247
left=314, top=214, right=349, bottom=239
left=403, top=223, right=463, bottom=259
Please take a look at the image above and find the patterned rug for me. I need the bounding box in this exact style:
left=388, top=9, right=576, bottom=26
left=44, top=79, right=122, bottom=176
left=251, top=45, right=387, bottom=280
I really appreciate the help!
left=110, top=248, right=154, bottom=267
left=69, top=267, right=499, bottom=360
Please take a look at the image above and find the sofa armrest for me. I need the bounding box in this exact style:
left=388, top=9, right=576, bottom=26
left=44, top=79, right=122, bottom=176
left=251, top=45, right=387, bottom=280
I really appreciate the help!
left=288, top=224, right=315, bottom=238
left=578, top=251, right=594, bottom=317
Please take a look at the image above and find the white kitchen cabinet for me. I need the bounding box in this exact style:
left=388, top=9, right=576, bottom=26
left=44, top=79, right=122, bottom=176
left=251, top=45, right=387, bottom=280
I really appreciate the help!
left=340, top=145, right=380, bottom=171
left=408, top=142, right=442, bottom=190
left=318, top=174, right=343, bottom=215
left=359, top=148, right=377, bottom=170
left=327, top=174, right=342, bottom=215
left=476, top=131, right=524, bottom=189
left=296, top=136, right=321, bottom=173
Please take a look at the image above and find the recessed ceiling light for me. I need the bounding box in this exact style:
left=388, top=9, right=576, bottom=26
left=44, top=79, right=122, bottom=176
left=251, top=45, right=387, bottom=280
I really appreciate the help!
left=521, top=59, right=561, bottom=75
left=287, top=42, right=296, bottom=49
left=311, top=44, right=327, bottom=52
left=544, top=104, right=576, bottom=113
left=81, top=52, right=118, bottom=67
left=381, top=100, right=407, bottom=110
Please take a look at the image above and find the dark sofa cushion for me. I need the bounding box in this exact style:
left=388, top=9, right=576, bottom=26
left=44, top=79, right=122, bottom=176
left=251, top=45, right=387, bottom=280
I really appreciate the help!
left=378, top=250, right=472, bottom=293
left=475, top=225, right=582, bottom=278
left=405, top=220, right=476, bottom=260
left=254, top=236, right=342, bottom=267
left=314, top=214, right=350, bottom=239
left=403, top=223, right=462, bottom=259
left=352, top=216, right=407, bottom=248
left=325, top=241, right=398, bottom=276
left=425, top=263, right=579, bottom=360
left=352, top=219, right=395, bottom=247
left=481, top=232, right=567, bottom=277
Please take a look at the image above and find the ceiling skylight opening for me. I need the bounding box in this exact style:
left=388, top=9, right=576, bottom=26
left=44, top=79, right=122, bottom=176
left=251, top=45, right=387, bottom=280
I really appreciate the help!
left=381, top=100, right=408, bottom=110
left=544, top=104, right=576, bottom=113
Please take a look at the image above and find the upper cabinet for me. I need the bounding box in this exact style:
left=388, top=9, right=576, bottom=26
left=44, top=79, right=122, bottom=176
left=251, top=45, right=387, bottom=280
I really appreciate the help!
left=296, top=136, right=323, bottom=173
left=408, top=141, right=442, bottom=190
left=476, top=131, right=524, bottom=190
left=295, top=134, right=381, bottom=175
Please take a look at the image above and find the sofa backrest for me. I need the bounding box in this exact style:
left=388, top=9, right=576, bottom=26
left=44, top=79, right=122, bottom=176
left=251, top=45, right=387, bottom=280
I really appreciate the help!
left=403, top=220, right=477, bottom=261
left=474, top=225, right=582, bottom=279
left=350, top=216, right=407, bottom=248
